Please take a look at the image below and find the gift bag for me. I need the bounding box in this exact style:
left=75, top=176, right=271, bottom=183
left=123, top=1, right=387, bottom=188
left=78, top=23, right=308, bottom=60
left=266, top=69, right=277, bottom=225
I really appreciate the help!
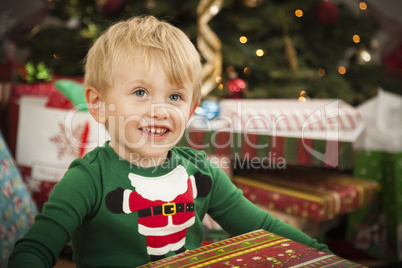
left=346, top=89, right=402, bottom=261
left=13, top=92, right=109, bottom=207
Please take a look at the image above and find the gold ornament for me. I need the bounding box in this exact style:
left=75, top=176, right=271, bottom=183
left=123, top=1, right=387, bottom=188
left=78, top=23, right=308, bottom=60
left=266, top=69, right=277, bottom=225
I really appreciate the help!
left=282, top=19, right=299, bottom=71
left=197, top=0, right=223, bottom=97
left=242, top=0, right=264, bottom=8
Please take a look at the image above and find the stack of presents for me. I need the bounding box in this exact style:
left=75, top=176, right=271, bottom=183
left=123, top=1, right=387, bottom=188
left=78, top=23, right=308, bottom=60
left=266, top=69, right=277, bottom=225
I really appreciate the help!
left=1, top=74, right=401, bottom=265
left=183, top=98, right=377, bottom=240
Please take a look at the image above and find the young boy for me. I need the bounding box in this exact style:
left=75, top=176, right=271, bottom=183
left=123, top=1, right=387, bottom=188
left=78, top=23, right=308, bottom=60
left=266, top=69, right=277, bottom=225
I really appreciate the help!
left=9, top=15, right=331, bottom=267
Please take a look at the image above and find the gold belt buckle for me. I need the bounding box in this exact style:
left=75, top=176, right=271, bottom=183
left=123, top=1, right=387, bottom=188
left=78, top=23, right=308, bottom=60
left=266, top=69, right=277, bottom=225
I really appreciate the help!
left=162, top=203, right=176, bottom=216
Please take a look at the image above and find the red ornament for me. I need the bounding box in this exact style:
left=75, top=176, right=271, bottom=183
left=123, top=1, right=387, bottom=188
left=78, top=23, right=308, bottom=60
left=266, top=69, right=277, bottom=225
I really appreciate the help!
left=226, top=78, right=246, bottom=93
left=383, top=42, right=402, bottom=77
left=226, top=78, right=246, bottom=99
left=314, top=0, right=339, bottom=26
left=97, top=0, right=125, bottom=16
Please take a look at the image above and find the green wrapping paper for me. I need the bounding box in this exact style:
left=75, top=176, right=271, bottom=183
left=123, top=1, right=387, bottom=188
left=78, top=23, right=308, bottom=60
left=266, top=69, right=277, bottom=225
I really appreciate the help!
left=346, top=150, right=402, bottom=261
left=346, top=90, right=402, bottom=262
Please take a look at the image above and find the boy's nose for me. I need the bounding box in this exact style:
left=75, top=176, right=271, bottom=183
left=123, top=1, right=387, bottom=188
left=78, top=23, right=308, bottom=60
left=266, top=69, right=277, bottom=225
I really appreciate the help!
left=151, top=104, right=170, bottom=120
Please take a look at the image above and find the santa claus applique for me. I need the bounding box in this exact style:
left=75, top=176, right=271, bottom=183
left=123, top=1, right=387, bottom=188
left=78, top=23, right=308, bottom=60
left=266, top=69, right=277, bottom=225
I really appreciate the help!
left=105, top=165, right=212, bottom=261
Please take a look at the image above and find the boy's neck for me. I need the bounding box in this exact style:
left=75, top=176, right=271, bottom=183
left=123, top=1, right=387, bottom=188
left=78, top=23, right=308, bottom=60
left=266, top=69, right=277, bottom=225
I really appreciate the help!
left=109, top=142, right=170, bottom=168
left=129, top=155, right=170, bottom=167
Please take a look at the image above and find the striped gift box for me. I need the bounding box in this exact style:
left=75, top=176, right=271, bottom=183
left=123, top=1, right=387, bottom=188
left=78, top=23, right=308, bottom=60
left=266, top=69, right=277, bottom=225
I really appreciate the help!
left=219, top=99, right=363, bottom=142
left=178, top=130, right=354, bottom=170
left=233, top=167, right=378, bottom=222
left=183, top=99, right=363, bottom=170
left=139, top=229, right=367, bottom=268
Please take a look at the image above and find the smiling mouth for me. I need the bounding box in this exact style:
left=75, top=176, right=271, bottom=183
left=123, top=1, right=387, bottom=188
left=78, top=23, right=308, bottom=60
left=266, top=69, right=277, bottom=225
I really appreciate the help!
left=140, top=127, right=169, bottom=137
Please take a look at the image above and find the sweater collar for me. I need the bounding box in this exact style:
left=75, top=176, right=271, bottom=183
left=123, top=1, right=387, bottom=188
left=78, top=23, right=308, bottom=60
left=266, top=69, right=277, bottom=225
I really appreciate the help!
left=102, top=141, right=181, bottom=177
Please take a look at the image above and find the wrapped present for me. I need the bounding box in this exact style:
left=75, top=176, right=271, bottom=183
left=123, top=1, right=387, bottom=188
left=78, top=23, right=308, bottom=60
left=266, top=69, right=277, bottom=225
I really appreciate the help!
left=201, top=205, right=340, bottom=240
left=233, top=167, right=377, bottom=222
left=179, top=128, right=354, bottom=170
left=139, top=229, right=367, bottom=268
left=0, top=131, right=37, bottom=266
left=218, top=99, right=363, bottom=141
left=9, top=82, right=109, bottom=207
left=8, top=82, right=64, bottom=155
left=346, top=90, right=402, bottom=261
left=346, top=151, right=398, bottom=260
left=257, top=205, right=342, bottom=238
left=8, top=79, right=87, bottom=152
left=183, top=98, right=363, bottom=170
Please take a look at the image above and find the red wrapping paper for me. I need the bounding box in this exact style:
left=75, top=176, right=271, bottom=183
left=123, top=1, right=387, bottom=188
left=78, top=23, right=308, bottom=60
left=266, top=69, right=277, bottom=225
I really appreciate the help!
left=233, top=168, right=378, bottom=221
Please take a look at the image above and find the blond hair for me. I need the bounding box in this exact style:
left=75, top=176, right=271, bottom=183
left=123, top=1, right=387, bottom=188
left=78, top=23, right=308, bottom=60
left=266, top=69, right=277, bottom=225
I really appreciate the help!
left=84, top=15, right=202, bottom=105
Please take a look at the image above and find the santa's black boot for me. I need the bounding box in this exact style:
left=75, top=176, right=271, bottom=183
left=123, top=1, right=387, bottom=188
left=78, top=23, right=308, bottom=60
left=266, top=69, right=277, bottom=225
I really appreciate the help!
left=150, top=255, right=165, bottom=262
left=175, top=246, right=187, bottom=254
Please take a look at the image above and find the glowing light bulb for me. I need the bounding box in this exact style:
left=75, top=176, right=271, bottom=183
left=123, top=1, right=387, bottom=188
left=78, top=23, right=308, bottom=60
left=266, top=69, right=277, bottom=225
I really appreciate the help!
left=359, top=2, right=367, bottom=10
left=239, top=36, right=248, bottom=44
left=227, top=65, right=235, bottom=73
left=244, top=67, right=252, bottom=75
left=338, top=66, right=346, bottom=75
left=210, top=5, right=219, bottom=15
left=317, top=68, right=326, bottom=76
left=360, top=50, right=371, bottom=62
left=295, top=9, right=303, bottom=17
left=353, top=34, right=361, bottom=43
left=256, top=49, right=264, bottom=57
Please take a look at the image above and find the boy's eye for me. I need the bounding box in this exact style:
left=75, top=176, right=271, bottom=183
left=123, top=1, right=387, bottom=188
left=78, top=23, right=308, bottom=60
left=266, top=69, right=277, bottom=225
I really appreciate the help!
left=134, top=89, right=147, bottom=98
left=169, top=94, right=181, bottom=102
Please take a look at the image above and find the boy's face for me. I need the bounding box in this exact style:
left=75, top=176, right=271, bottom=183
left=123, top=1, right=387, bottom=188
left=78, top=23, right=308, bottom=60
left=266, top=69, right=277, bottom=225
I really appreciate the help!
left=101, top=55, right=197, bottom=166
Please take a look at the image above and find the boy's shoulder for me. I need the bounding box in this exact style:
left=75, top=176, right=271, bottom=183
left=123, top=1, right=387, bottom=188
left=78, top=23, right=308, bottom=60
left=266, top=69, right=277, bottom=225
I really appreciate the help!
left=69, top=144, right=107, bottom=171
left=172, top=146, right=218, bottom=172
left=82, top=145, right=105, bottom=163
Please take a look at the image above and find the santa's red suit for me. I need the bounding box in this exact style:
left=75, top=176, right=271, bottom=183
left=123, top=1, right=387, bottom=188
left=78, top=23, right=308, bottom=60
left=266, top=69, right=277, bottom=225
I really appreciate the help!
left=122, top=165, right=197, bottom=256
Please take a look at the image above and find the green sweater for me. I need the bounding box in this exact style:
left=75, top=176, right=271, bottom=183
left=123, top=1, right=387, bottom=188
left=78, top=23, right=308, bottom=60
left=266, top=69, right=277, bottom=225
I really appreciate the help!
left=9, top=142, right=331, bottom=267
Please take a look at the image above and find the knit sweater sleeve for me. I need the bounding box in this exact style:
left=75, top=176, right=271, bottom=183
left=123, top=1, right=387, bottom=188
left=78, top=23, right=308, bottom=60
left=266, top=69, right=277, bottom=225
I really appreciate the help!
left=205, top=160, right=332, bottom=254
left=8, top=158, right=100, bottom=268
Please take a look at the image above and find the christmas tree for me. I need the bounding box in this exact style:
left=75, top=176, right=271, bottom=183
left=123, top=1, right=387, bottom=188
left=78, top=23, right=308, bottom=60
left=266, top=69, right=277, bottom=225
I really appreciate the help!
left=16, top=0, right=402, bottom=106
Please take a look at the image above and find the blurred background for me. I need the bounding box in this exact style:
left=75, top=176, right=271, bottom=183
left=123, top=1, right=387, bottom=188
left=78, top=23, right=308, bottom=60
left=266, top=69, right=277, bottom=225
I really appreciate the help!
left=1, top=0, right=402, bottom=104
left=1, top=1, right=402, bottom=267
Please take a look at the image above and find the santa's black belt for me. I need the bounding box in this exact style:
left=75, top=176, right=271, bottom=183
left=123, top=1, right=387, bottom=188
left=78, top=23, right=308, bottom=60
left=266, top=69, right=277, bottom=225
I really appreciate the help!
left=138, top=202, right=195, bottom=217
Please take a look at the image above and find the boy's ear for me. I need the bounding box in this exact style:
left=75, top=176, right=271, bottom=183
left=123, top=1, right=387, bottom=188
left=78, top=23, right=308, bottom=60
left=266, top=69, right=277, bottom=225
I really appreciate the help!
left=85, top=86, right=106, bottom=124
left=189, top=101, right=200, bottom=118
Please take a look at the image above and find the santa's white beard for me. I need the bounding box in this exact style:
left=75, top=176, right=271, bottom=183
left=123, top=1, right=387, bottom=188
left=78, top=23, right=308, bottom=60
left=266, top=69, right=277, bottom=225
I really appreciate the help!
left=128, top=165, right=193, bottom=201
